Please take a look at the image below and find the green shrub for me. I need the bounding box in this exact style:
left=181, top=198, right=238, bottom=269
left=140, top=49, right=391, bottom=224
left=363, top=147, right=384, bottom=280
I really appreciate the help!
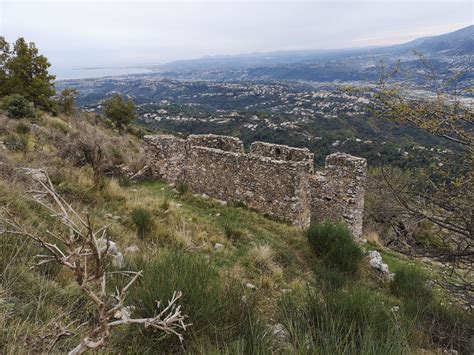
left=176, top=181, right=189, bottom=195
left=391, top=265, right=473, bottom=352
left=223, top=223, right=245, bottom=242
left=50, top=119, right=71, bottom=134
left=130, top=208, right=153, bottom=239
left=15, top=121, right=31, bottom=135
left=390, top=265, right=432, bottom=303
left=4, top=133, right=28, bottom=152
left=121, top=250, right=246, bottom=352
left=315, top=266, right=347, bottom=291
left=306, top=221, right=363, bottom=274
left=2, top=94, right=35, bottom=119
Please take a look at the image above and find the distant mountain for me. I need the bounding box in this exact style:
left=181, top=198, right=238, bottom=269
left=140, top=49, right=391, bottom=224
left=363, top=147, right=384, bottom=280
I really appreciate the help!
left=150, top=26, right=473, bottom=84
left=387, top=25, right=473, bottom=55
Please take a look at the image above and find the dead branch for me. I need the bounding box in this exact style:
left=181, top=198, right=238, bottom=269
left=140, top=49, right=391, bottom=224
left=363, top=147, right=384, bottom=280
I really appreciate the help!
left=0, top=170, right=190, bottom=354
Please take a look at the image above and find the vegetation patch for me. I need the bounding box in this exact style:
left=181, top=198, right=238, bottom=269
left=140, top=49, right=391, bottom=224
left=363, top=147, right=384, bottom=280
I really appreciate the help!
left=306, top=220, right=364, bottom=275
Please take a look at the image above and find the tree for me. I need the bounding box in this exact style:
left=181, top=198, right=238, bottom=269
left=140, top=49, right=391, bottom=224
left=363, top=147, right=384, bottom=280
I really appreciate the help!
left=103, top=94, right=136, bottom=132
left=58, top=88, right=78, bottom=115
left=0, top=37, right=56, bottom=112
left=374, top=54, right=473, bottom=305
left=0, top=37, right=11, bottom=97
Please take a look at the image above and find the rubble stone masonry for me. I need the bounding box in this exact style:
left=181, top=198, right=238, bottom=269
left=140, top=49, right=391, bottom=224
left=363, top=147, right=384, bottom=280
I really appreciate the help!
left=144, top=134, right=367, bottom=238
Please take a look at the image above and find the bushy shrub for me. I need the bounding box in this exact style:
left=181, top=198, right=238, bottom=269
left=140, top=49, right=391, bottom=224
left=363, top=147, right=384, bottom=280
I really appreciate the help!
left=390, top=265, right=431, bottom=302
left=130, top=207, right=153, bottom=239
left=176, top=181, right=189, bottom=195
left=4, top=133, right=28, bottom=151
left=306, top=221, right=363, bottom=274
left=2, top=94, right=34, bottom=119
left=15, top=121, right=31, bottom=134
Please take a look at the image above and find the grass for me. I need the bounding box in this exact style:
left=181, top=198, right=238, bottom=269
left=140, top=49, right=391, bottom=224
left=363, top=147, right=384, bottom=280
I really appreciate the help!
left=0, top=111, right=472, bottom=354
left=280, top=285, right=413, bottom=354
left=130, top=207, right=153, bottom=239
left=113, top=249, right=250, bottom=353
left=306, top=220, right=364, bottom=275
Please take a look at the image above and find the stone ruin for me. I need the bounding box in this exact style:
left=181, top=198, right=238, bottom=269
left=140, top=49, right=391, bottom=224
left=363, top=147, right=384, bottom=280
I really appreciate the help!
left=144, top=134, right=367, bottom=238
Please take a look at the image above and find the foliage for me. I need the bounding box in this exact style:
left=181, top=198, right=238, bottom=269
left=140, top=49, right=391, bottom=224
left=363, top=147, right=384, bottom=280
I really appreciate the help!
left=390, top=265, right=432, bottom=302
left=130, top=207, right=153, bottom=239
left=4, top=133, right=28, bottom=152
left=57, top=88, right=78, bottom=115
left=103, top=94, right=136, bottom=132
left=390, top=265, right=473, bottom=352
left=0, top=37, right=56, bottom=112
left=2, top=94, right=34, bottom=118
left=375, top=55, right=473, bottom=304
left=306, top=221, right=363, bottom=274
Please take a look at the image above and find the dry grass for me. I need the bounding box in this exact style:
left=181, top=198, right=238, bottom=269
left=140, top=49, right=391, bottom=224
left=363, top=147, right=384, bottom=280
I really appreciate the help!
left=249, top=244, right=283, bottom=278
left=365, top=231, right=383, bottom=247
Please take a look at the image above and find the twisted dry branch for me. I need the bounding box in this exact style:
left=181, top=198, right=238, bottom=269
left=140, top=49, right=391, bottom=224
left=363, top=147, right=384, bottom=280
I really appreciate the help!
left=0, top=170, right=190, bottom=354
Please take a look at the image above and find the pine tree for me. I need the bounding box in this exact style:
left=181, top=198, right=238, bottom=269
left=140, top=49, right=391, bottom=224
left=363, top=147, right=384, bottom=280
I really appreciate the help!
left=0, top=37, right=56, bottom=112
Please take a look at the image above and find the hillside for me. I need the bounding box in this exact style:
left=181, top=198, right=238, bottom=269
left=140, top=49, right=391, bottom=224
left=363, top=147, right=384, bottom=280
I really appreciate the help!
left=0, top=110, right=472, bottom=354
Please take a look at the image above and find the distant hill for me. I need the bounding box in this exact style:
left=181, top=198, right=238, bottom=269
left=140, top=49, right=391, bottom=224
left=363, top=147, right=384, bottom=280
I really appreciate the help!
left=387, top=25, right=473, bottom=55
left=150, top=25, right=473, bottom=83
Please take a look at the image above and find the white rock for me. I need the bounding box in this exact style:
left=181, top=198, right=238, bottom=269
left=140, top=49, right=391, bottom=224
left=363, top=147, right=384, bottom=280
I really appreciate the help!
left=214, top=243, right=224, bottom=250
left=368, top=250, right=394, bottom=280
left=245, top=283, right=257, bottom=290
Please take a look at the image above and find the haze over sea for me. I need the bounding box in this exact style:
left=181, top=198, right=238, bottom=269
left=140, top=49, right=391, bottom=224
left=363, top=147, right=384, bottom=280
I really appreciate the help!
left=54, top=67, right=152, bottom=80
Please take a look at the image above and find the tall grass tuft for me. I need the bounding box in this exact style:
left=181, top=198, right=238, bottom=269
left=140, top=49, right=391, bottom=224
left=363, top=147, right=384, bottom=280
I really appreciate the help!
left=280, top=286, right=412, bottom=354
left=391, top=265, right=473, bottom=352
left=306, top=221, right=363, bottom=275
left=130, top=207, right=153, bottom=239
left=119, top=249, right=248, bottom=353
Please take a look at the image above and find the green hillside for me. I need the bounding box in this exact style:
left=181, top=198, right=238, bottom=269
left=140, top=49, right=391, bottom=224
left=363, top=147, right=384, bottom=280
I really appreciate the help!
left=0, top=110, right=472, bottom=354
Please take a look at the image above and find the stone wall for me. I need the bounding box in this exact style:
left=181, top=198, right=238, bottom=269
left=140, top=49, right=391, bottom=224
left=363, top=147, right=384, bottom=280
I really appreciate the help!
left=188, top=134, right=244, bottom=153
left=250, top=142, right=314, bottom=173
left=144, top=134, right=367, bottom=237
left=309, top=153, right=367, bottom=238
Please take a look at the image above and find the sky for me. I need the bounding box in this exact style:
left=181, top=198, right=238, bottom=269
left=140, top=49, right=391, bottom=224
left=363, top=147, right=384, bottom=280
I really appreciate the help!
left=1, top=0, right=473, bottom=78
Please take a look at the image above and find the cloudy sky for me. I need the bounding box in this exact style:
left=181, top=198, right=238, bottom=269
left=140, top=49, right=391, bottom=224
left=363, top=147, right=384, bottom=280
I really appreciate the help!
left=1, top=0, right=472, bottom=76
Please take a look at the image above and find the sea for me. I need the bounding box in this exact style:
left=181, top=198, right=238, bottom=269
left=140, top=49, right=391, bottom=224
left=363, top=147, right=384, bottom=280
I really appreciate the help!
left=53, top=67, right=153, bottom=81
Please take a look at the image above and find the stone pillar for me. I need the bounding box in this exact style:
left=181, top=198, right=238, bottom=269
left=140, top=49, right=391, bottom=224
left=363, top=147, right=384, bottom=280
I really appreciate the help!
left=143, top=135, right=188, bottom=184
left=310, top=153, right=367, bottom=239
